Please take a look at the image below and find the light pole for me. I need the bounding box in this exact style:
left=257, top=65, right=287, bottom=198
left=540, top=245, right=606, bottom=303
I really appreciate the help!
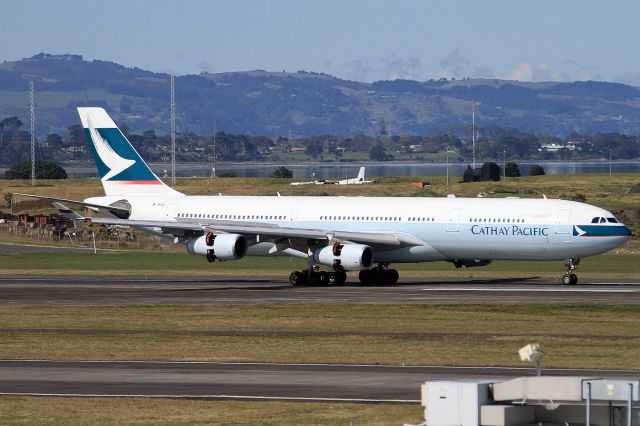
left=609, top=147, right=612, bottom=179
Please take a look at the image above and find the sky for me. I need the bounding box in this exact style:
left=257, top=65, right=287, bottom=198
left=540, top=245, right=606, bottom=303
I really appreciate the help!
left=2, top=0, right=640, bottom=85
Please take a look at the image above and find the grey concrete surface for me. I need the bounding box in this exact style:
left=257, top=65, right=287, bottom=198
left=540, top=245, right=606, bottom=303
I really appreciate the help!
left=1, top=275, right=640, bottom=306
left=0, top=360, right=637, bottom=402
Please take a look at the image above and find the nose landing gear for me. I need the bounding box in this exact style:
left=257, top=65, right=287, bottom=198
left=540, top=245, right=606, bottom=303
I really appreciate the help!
left=562, top=258, right=580, bottom=285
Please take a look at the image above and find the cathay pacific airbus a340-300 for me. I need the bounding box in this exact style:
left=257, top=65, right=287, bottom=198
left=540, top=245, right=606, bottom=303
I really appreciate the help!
left=20, top=108, right=632, bottom=286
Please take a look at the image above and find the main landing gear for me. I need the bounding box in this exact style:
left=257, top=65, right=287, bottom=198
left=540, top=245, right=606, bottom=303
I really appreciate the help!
left=358, top=264, right=399, bottom=284
left=288, top=270, right=346, bottom=286
left=562, top=258, right=580, bottom=285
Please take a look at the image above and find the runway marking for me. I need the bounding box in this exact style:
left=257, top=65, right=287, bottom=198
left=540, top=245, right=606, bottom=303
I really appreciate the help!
left=421, top=287, right=638, bottom=293
left=3, top=359, right=638, bottom=374
left=0, top=392, right=418, bottom=403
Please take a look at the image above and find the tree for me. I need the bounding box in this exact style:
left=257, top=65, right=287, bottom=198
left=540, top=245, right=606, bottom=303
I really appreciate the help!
left=529, top=164, right=546, bottom=176
left=4, top=160, right=68, bottom=179
left=46, top=133, right=63, bottom=151
left=369, top=144, right=389, bottom=161
left=378, top=119, right=388, bottom=136
left=305, top=143, right=323, bottom=160
left=504, top=162, right=521, bottom=177
left=271, top=166, right=293, bottom=178
left=4, top=192, right=12, bottom=209
left=66, top=124, right=86, bottom=160
left=1, top=117, right=23, bottom=165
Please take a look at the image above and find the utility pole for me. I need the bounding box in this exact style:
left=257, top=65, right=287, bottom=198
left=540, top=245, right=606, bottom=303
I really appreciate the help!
left=211, top=118, right=217, bottom=178
left=29, top=81, right=36, bottom=186
left=472, top=100, right=476, bottom=169
left=170, top=75, right=176, bottom=185
left=503, top=149, right=506, bottom=182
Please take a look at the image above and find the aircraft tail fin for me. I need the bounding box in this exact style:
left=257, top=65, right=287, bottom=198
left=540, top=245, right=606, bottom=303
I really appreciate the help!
left=357, top=167, right=365, bottom=181
left=77, top=107, right=183, bottom=197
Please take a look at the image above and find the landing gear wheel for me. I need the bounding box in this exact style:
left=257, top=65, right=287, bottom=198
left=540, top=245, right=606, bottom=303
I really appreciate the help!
left=571, top=273, right=578, bottom=285
left=307, top=272, right=321, bottom=286
left=385, top=269, right=399, bottom=284
left=289, top=271, right=305, bottom=287
left=359, top=270, right=371, bottom=284
left=329, top=271, right=347, bottom=284
left=562, top=274, right=572, bottom=285
left=318, top=271, right=329, bottom=285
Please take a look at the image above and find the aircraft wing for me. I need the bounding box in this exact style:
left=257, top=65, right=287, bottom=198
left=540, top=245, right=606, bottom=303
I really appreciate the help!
left=90, top=217, right=425, bottom=249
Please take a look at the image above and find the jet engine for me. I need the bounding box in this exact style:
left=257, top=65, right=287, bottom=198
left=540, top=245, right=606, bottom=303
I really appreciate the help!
left=452, top=259, right=492, bottom=268
left=314, top=242, right=373, bottom=271
left=187, top=232, right=247, bottom=262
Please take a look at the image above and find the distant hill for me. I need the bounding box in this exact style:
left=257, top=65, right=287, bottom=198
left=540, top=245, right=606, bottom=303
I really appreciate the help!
left=1, top=53, right=640, bottom=137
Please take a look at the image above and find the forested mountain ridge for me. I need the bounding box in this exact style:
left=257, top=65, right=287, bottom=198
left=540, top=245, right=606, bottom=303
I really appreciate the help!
left=1, top=53, right=640, bottom=137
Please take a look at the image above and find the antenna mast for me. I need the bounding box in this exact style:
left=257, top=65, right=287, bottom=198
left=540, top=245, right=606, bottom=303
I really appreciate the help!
left=170, top=75, right=176, bottom=185
left=29, top=81, right=36, bottom=186
left=472, top=99, right=476, bottom=168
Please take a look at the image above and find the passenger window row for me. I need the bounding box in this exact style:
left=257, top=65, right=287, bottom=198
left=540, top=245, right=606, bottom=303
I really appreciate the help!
left=318, top=216, right=435, bottom=222
left=469, top=217, right=524, bottom=223
left=177, top=213, right=286, bottom=220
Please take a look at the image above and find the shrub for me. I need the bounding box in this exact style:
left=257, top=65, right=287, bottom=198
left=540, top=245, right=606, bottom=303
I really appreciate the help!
left=4, top=160, right=67, bottom=179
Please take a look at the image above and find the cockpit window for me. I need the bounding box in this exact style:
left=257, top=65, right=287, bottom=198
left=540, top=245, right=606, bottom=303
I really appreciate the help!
left=591, top=217, right=599, bottom=223
left=607, top=217, right=618, bottom=223
left=600, top=217, right=607, bottom=223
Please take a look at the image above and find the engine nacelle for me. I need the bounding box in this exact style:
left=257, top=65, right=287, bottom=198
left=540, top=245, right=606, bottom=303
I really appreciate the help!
left=187, top=233, right=247, bottom=262
left=314, top=243, right=373, bottom=271
left=452, top=259, right=492, bottom=268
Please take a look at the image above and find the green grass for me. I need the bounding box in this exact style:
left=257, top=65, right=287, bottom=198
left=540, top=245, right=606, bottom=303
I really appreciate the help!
left=0, top=397, right=423, bottom=426
left=1, top=304, right=640, bottom=369
left=0, top=251, right=638, bottom=279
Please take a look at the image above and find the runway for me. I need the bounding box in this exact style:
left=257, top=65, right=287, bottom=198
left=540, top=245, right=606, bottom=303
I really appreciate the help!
left=0, top=360, right=637, bottom=402
left=1, top=275, right=640, bottom=306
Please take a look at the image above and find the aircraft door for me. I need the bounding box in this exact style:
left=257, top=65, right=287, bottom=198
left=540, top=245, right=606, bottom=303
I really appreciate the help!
left=289, top=209, right=300, bottom=223
left=446, top=208, right=462, bottom=232
left=555, top=209, right=572, bottom=234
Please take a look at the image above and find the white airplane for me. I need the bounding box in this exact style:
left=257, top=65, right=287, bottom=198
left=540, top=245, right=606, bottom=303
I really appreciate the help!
left=289, top=178, right=333, bottom=186
left=337, top=167, right=376, bottom=185
left=20, top=108, right=632, bottom=286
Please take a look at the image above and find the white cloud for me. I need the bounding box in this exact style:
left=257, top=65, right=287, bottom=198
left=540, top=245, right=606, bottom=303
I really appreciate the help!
left=505, top=63, right=534, bottom=81
left=381, top=55, right=424, bottom=80
left=341, top=59, right=375, bottom=81
left=438, top=48, right=470, bottom=78
left=503, top=62, right=577, bottom=82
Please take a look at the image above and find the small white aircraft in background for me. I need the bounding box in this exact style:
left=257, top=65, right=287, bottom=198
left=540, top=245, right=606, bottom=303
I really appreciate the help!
left=337, top=167, right=377, bottom=185
left=290, top=167, right=377, bottom=186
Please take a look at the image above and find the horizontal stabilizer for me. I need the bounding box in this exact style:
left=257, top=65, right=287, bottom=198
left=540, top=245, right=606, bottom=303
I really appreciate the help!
left=14, top=193, right=130, bottom=215
left=51, top=202, right=85, bottom=219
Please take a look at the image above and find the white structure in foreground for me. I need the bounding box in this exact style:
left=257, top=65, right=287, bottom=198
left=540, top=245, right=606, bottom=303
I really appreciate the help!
left=420, top=377, right=639, bottom=426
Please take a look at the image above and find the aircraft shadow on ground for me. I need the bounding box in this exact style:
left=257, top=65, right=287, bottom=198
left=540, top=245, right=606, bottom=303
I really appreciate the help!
left=346, top=276, right=541, bottom=287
